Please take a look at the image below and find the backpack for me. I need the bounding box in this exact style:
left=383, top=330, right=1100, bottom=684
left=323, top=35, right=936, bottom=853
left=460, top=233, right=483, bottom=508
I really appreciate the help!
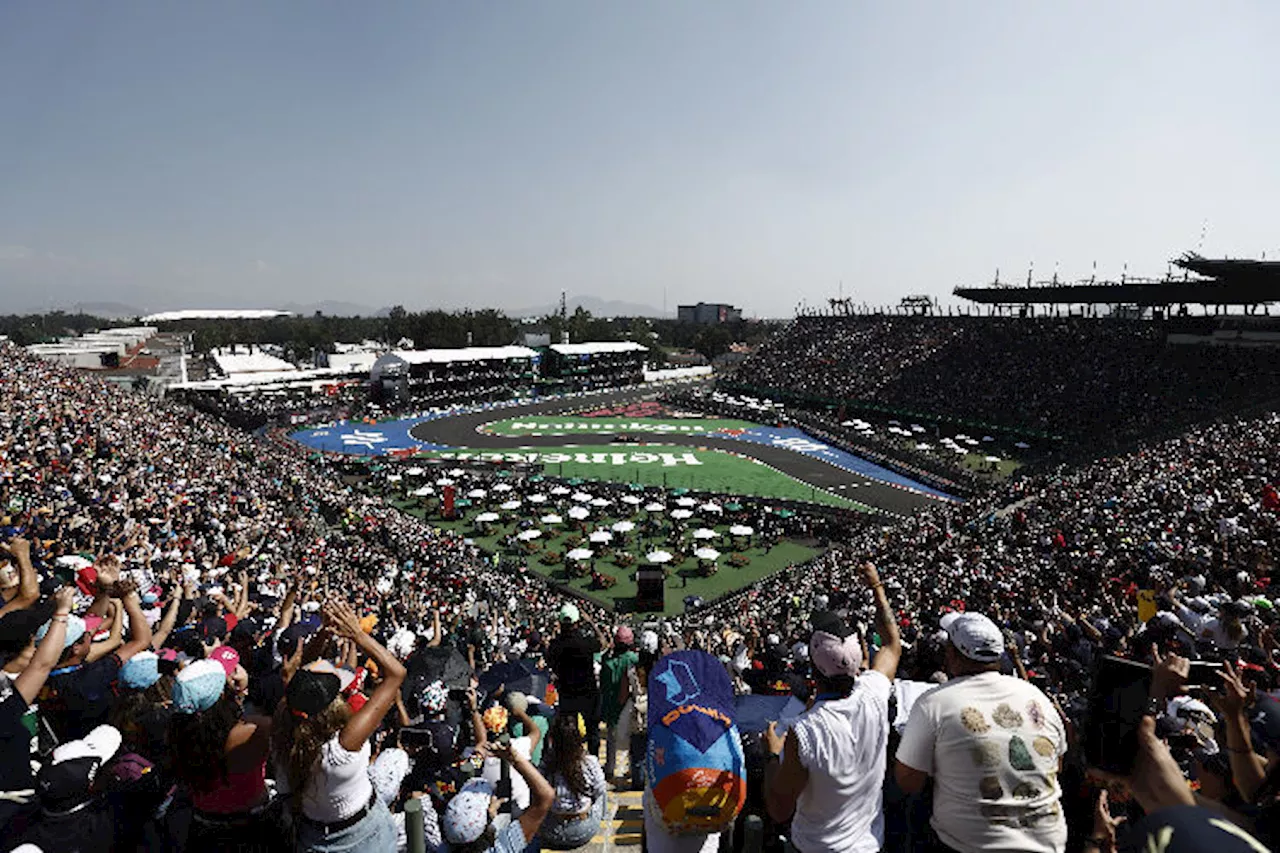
left=645, top=650, right=746, bottom=836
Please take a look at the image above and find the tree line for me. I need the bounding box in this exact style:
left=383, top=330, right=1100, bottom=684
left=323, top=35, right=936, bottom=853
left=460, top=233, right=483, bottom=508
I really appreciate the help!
left=3, top=308, right=778, bottom=364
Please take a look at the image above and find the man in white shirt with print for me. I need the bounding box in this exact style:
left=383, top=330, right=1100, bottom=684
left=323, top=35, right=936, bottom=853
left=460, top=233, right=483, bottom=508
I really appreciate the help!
left=764, top=561, right=901, bottom=853
left=895, top=612, right=1068, bottom=853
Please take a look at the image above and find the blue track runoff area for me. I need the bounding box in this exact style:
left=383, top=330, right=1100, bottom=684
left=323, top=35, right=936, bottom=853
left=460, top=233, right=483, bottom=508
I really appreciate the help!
left=290, top=410, right=957, bottom=502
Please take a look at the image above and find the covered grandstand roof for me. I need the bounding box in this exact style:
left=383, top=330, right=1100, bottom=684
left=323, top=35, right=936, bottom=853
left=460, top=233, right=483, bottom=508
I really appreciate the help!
left=209, top=349, right=297, bottom=375
left=388, top=345, right=538, bottom=365
left=955, top=252, right=1280, bottom=306
left=548, top=341, right=647, bottom=355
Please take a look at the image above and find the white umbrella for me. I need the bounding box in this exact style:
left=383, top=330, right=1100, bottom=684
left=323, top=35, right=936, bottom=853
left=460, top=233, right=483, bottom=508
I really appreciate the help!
left=572, top=492, right=593, bottom=503
left=952, top=446, right=968, bottom=454
left=984, top=455, right=1002, bottom=463
left=436, top=477, right=455, bottom=486
left=588, top=530, right=613, bottom=544
left=645, top=502, right=666, bottom=512
left=567, top=548, right=594, bottom=561
left=406, top=467, right=425, bottom=476
left=692, top=528, right=717, bottom=540
left=412, top=486, right=433, bottom=497
left=675, top=497, right=697, bottom=507
left=611, top=521, right=635, bottom=533
left=492, top=483, right=514, bottom=493
left=694, top=548, right=721, bottom=561
left=700, top=503, right=723, bottom=514
left=1014, top=441, right=1030, bottom=449
left=567, top=506, right=590, bottom=520
left=467, top=489, right=487, bottom=499
left=910, top=424, right=925, bottom=433
left=448, top=468, right=465, bottom=477
left=551, top=486, right=571, bottom=496
left=964, top=438, right=979, bottom=446
left=500, top=500, right=522, bottom=510
left=517, top=529, right=542, bottom=541
left=647, top=550, right=673, bottom=564
left=621, top=495, right=642, bottom=505
left=528, top=494, right=547, bottom=503
left=386, top=474, right=402, bottom=483
left=590, top=497, right=611, bottom=508
left=540, top=514, right=563, bottom=525
left=475, top=512, right=500, bottom=523
left=729, top=525, right=754, bottom=536
left=671, top=509, right=693, bottom=520
left=982, top=436, right=995, bottom=442
left=915, top=443, right=933, bottom=450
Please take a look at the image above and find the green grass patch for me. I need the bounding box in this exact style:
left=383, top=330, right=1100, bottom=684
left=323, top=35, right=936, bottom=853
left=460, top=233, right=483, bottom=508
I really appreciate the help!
left=482, top=416, right=760, bottom=437
left=423, top=445, right=864, bottom=510
left=395, top=498, right=818, bottom=615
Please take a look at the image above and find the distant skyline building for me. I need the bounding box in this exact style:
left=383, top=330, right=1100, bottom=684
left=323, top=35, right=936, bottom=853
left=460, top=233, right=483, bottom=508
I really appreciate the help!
left=677, top=302, right=742, bottom=324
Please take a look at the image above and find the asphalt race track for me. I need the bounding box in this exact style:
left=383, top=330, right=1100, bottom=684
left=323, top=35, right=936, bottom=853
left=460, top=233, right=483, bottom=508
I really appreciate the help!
left=409, top=386, right=946, bottom=516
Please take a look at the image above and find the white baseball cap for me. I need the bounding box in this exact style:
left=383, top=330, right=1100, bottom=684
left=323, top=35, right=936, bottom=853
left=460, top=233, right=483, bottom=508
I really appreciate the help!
left=941, top=612, right=1004, bottom=662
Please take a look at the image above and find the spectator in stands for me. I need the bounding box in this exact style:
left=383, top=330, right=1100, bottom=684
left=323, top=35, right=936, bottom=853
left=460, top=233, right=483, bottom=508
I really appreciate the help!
left=895, top=612, right=1068, bottom=853
left=169, top=654, right=284, bottom=852
left=536, top=709, right=608, bottom=849
left=272, top=599, right=406, bottom=852
left=600, top=624, right=638, bottom=786
left=764, top=562, right=901, bottom=852
left=547, top=603, right=605, bottom=758
left=42, top=574, right=152, bottom=742
left=442, top=742, right=555, bottom=853
left=12, top=723, right=124, bottom=853
left=0, top=586, right=74, bottom=831
left=0, top=537, right=39, bottom=616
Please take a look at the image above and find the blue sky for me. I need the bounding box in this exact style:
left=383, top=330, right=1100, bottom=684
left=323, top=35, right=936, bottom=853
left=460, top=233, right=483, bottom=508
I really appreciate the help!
left=1, top=2, right=1278, bottom=316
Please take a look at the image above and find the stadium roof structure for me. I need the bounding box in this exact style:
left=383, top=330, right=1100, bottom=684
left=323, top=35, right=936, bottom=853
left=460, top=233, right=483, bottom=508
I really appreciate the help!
left=210, top=350, right=297, bottom=376
left=954, top=253, right=1280, bottom=306
left=548, top=341, right=647, bottom=355
left=141, top=309, right=293, bottom=322
left=389, top=345, right=538, bottom=365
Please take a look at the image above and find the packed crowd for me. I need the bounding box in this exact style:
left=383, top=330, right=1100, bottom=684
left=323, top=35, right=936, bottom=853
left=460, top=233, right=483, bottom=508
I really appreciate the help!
left=733, top=316, right=1280, bottom=447
left=3, top=338, right=1280, bottom=852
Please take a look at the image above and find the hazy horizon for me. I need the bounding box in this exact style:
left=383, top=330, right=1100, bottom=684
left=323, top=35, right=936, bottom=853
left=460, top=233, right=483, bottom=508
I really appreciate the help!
left=3, top=2, right=1279, bottom=317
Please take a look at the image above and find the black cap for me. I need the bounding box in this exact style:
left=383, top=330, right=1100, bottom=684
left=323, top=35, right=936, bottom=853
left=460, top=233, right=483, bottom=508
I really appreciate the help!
left=1250, top=694, right=1280, bottom=754
left=36, top=756, right=100, bottom=810
left=198, top=616, right=228, bottom=644
left=286, top=670, right=341, bottom=717
left=0, top=600, right=55, bottom=659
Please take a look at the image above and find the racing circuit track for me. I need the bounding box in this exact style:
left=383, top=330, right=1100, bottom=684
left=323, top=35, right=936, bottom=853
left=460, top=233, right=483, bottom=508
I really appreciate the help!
left=408, top=386, right=949, bottom=516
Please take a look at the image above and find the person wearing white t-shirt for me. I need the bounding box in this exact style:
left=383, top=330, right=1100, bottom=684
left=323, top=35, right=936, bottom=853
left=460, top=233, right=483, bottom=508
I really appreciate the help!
left=895, top=612, right=1068, bottom=853
left=764, top=561, right=902, bottom=853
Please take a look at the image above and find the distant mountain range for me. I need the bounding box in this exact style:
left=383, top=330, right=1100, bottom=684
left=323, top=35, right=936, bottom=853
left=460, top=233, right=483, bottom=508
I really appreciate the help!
left=25, top=294, right=670, bottom=321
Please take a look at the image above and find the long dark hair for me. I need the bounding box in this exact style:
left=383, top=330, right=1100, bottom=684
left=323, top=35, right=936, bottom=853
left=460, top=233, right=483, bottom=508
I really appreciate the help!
left=272, top=696, right=352, bottom=805
left=544, top=711, right=591, bottom=798
left=167, top=692, right=242, bottom=793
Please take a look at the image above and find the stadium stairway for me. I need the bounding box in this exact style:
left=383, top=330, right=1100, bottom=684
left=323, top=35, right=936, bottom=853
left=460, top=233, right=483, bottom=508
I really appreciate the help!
left=582, top=788, right=644, bottom=852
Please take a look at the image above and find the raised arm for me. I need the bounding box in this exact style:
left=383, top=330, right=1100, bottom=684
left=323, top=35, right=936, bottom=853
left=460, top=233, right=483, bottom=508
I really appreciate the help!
left=14, top=586, right=75, bottom=703
left=861, top=562, right=901, bottom=680
left=150, top=584, right=183, bottom=650
left=325, top=600, right=407, bottom=752
left=427, top=608, right=442, bottom=647
left=116, top=580, right=154, bottom=663
left=0, top=538, right=39, bottom=615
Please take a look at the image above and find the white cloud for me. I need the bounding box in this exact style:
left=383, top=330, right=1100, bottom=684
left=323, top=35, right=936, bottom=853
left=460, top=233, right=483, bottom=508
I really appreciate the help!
left=0, top=245, right=32, bottom=261
left=254, top=259, right=270, bottom=272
